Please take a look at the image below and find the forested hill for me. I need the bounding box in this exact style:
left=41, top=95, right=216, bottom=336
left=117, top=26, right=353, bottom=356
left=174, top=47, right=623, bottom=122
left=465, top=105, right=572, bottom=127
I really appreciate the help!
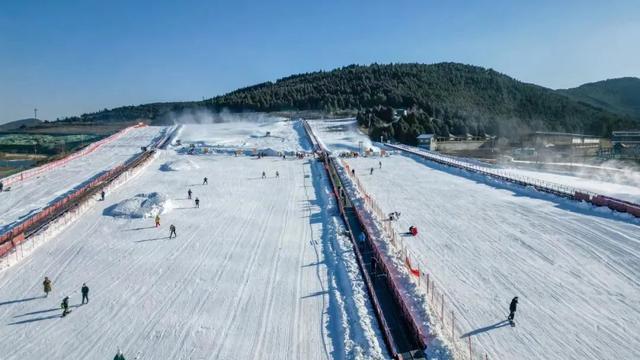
left=53, top=63, right=638, bottom=143
left=558, top=77, right=640, bottom=119
left=209, top=63, right=637, bottom=143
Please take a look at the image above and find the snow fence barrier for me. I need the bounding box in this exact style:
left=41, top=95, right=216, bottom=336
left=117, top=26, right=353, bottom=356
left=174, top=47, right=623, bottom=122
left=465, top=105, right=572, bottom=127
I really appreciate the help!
left=0, top=123, right=147, bottom=187
left=302, top=120, right=400, bottom=356
left=386, top=143, right=640, bottom=219
left=340, top=159, right=491, bottom=360
left=0, top=149, right=158, bottom=269
left=303, top=120, right=432, bottom=358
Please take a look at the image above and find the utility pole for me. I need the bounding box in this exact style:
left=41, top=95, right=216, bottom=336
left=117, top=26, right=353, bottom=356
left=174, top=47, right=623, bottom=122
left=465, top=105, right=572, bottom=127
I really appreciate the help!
left=34, top=108, right=38, bottom=120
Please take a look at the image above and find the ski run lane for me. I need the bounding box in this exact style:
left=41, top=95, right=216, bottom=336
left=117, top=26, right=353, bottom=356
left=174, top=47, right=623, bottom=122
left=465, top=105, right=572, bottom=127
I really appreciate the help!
left=0, top=126, right=165, bottom=233
left=0, top=121, right=386, bottom=360
left=343, top=154, right=640, bottom=360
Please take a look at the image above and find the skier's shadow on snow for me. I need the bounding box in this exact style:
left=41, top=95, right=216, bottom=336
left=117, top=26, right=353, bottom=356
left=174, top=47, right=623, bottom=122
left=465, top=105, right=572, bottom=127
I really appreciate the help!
left=124, top=226, right=156, bottom=231
left=460, top=320, right=511, bottom=338
left=8, top=314, right=61, bottom=325
left=0, top=296, right=40, bottom=306
left=13, top=304, right=81, bottom=318
left=9, top=305, right=82, bottom=325
left=13, top=307, right=60, bottom=317
left=135, top=237, right=169, bottom=243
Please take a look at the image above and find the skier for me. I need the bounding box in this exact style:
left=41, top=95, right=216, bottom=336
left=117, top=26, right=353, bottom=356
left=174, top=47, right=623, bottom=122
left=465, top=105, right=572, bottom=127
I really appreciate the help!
left=507, top=296, right=518, bottom=324
left=61, top=296, right=70, bottom=317
left=262, top=171, right=266, bottom=179
left=101, top=190, right=105, bottom=201
left=81, top=283, right=89, bottom=304
left=351, top=169, right=355, bottom=176
left=43, top=276, right=52, bottom=297
left=275, top=171, right=279, bottom=178
left=379, top=161, right=382, bottom=169
left=188, top=189, right=192, bottom=200
left=203, top=177, right=208, bottom=185
left=409, top=226, right=418, bottom=236
left=195, top=197, right=200, bottom=208
left=370, top=167, right=374, bottom=175
left=113, top=350, right=126, bottom=360
left=155, top=214, right=161, bottom=228
left=169, top=224, right=177, bottom=239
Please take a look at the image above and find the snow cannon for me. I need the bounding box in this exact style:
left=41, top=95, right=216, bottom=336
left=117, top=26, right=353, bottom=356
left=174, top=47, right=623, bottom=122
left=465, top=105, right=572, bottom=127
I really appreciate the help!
left=409, top=226, right=418, bottom=236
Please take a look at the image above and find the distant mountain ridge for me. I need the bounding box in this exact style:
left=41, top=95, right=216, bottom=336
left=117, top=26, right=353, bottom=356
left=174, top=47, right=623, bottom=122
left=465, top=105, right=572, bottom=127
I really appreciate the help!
left=7, top=63, right=640, bottom=143
left=0, top=118, right=43, bottom=131
left=558, top=77, right=640, bottom=119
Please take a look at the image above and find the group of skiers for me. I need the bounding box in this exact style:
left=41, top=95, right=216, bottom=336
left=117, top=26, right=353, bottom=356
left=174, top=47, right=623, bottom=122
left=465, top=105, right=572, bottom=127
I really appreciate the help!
left=42, top=276, right=90, bottom=317
left=153, top=177, right=208, bottom=238
left=261, top=171, right=280, bottom=179
left=187, top=189, right=200, bottom=207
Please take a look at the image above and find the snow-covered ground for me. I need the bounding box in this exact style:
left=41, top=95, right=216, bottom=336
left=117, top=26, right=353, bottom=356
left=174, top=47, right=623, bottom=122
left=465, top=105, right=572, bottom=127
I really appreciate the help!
left=343, top=154, right=640, bottom=360
left=400, top=145, right=640, bottom=204
left=0, top=121, right=386, bottom=359
left=307, top=119, right=379, bottom=153
left=0, top=126, right=164, bottom=233
left=176, top=119, right=310, bottom=155
left=308, top=122, right=640, bottom=359
left=503, top=167, right=640, bottom=203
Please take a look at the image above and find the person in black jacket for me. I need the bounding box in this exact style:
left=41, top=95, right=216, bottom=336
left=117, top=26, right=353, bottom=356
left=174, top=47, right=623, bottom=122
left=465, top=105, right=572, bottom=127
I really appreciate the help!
left=81, top=283, right=89, bottom=304
left=508, top=296, right=518, bottom=322
left=61, top=296, right=70, bottom=317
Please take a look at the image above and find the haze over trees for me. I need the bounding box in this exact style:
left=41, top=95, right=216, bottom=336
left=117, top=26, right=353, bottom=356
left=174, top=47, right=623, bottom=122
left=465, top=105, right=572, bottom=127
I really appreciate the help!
left=27, top=63, right=640, bottom=144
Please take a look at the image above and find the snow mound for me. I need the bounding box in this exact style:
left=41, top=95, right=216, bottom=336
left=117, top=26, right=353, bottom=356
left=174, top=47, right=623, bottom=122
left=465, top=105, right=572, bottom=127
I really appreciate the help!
left=160, top=159, right=197, bottom=171
left=105, top=192, right=172, bottom=218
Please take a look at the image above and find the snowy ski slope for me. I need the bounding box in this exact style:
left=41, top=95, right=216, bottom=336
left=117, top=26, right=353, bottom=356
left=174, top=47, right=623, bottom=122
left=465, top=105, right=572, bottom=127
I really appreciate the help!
left=308, top=118, right=640, bottom=359
left=307, top=119, right=379, bottom=153
left=343, top=155, right=640, bottom=359
left=0, top=121, right=385, bottom=359
left=177, top=119, right=311, bottom=154
left=503, top=167, right=640, bottom=203
left=0, top=126, right=164, bottom=233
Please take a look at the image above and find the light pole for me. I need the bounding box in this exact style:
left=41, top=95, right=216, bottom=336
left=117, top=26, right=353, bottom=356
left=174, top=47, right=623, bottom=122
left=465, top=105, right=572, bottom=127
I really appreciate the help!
left=34, top=108, right=38, bottom=120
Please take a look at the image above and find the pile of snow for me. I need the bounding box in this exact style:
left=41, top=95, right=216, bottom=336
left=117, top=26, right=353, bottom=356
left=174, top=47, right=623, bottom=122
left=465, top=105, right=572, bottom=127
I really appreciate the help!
left=160, top=159, right=197, bottom=171
left=307, top=118, right=380, bottom=153
left=105, top=192, right=172, bottom=218
left=175, top=119, right=311, bottom=155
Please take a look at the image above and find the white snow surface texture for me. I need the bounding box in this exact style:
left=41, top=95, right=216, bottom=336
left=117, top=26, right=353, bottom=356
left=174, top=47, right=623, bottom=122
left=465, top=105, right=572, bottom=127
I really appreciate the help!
left=309, top=119, right=640, bottom=359
left=105, top=192, right=172, bottom=218
left=0, top=120, right=386, bottom=360
left=0, top=126, right=163, bottom=233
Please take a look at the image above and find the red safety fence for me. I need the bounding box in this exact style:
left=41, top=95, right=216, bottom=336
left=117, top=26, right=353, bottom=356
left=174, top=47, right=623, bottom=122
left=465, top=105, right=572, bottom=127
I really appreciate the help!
left=339, top=158, right=490, bottom=360
left=303, top=120, right=431, bottom=358
left=386, top=143, right=640, bottom=219
left=302, top=120, right=404, bottom=358
left=0, top=123, right=145, bottom=187
left=0, top=149, right=156, bottom=259
left=0, top=124, right=173, bottom=260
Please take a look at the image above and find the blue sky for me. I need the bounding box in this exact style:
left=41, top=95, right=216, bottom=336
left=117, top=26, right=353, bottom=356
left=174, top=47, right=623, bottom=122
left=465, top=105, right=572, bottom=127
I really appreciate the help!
left=1, top=0, right=638, bottom=123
